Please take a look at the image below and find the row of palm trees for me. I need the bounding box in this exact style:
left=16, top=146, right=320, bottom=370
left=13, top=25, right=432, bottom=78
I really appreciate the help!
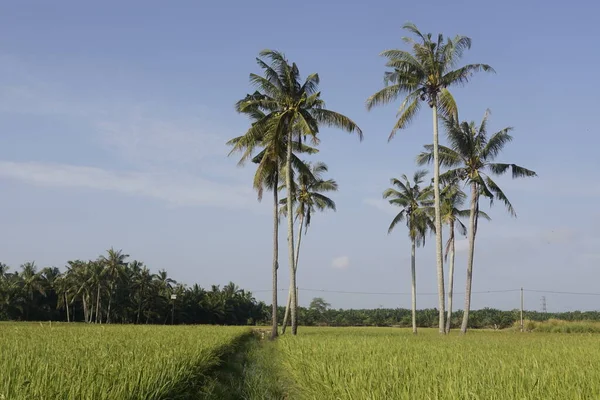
left=0, top=250, right=267, bottom=324
left=230, top=22, right=536, bottom=337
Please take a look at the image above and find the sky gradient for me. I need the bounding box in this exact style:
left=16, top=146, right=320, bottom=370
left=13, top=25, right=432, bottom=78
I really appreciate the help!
left=1, top=0, right=598, bottom=312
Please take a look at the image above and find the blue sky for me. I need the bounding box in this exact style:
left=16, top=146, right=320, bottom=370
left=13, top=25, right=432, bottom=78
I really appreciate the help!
left=1, top=0, right=598, bottom=312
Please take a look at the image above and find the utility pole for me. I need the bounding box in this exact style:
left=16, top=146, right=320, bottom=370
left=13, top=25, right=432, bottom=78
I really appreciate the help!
left=171, top=294, right=177, bottom=325
left=520, top=287, right=524, bottom=332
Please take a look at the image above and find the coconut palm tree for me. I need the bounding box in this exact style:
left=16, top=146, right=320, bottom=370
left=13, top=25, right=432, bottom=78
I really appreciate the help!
left=366, top=23, right=494, bottom=333
left=417, top=110, right=537, bottom=333
left=235, top=49, right=362, bottom=335
left=228, top=94, right=318, bottom=340
left=99, top=248, right=129, bottom=323
left=279, top=161, right=338, bottom=334
left=383, top=170, right=433, bottom=334
left=20, top=262, right=46, bottom=320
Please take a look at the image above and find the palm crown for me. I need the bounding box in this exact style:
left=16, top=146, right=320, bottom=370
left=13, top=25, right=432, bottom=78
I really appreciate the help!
left=383, top=170, right=434, bottom=246
left=234, top=50, right=362, bottom=146
left=417, top=110, right=537, bottom=216
left=366, top=22, right=495, bottom=141
left=279, top=161, right=338, bottom=232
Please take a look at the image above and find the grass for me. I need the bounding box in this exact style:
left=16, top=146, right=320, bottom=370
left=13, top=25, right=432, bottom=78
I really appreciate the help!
left=519, top=318, right=600, bottom=333
left=199, top=332, right=288, bottom=400
left=277, top=327, right=600, bottom=399
left=3, top=323, right=600, bottom=399
left=0, top=322, right=250, bottom=399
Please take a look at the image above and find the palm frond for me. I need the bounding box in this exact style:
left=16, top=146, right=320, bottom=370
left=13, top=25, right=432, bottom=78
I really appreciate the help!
left=437, top=88, right=458, bottom=120
left=389, top=91, right=421, bottom=141
left=484, top=175, right=516, bottom=217
left=481, top=127, right=513, bottom=160
left=387, top=210, right=406, bottom=234
left=311, top=193, right=337, bottom=211
left=365, top=84, right=404, bottom=110
left=441, top=63, right=496, bottom=87
left=310, top=109, right=363, bottom=140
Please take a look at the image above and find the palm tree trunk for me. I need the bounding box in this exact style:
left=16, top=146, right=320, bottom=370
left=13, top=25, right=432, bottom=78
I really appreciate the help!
left=411, top=238, right=417, bottom=335
left=107, top=283, right=113, bottom=324
left=65, top=293, right=70, bottom=323
left=82, top=294, right=88, bottom=323
left=432, top=102, right=446, bottom=333
left=461, top=182, right=478, bottom=334
left=285, top=133, right=298, bottom=335
left=137, top=300, right=142, bottom=324
left=282, top=213, right=304, bottom=334
left=271, top=172, right=279, bottom=340
left=446, top=222, right=456, bottom=333
left=95, top=284, right=101, bottom=324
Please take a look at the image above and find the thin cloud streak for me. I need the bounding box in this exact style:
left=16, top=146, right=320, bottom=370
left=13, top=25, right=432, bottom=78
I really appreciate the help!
left=0, top=161, right=258, bottom=210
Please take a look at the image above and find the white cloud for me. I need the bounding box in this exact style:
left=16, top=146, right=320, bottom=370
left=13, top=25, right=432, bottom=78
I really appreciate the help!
left=0, top=161, right=258, bottom=209
left=0, top=57, right=258, bottom=210
left=331, top=256, right=350, bottom=270
left=96, top=108, right=231, bottom=171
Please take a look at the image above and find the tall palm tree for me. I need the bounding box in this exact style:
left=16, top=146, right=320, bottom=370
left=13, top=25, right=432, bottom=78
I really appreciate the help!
left=100, top=248, right=129, bottom=323
left=417, top=110, right=536, bottom=333
left=383, top=170, right=433, bottom=334
left=366, top=23, right=494, bottom=333
left=279, top=161, right=338, bottom=334
left=228, top=94, right=317, bottom=339
left=235, top=49, right=362, bottom=335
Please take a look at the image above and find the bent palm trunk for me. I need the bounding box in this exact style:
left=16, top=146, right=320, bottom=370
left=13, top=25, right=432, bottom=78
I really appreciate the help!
left=411, top=238, right=417, bottom=335
left=282, top=213, right=303, bottom=334
left=461, top=182, right=478, bottom=334
left=285, top=134, right=298, bottom=335
left=432, top=103, right=446, bottom=333
left=446, top=222, right=456, bottom=333
left=271, top=173, right=279, bottom=339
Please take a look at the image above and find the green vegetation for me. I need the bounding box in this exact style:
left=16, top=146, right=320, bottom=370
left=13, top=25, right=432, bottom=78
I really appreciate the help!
left=520, top=319, right=600, bottom=333
left=2, top=323, right=600, bottom=399
left=0, top=252, right=267, bottom=325
left=0, top=323, right=250, bottom=399
left=277, top=327, right=600, bottom=399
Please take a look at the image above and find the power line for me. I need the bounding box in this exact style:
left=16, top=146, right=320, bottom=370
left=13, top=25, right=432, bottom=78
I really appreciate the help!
left=251, top=287, right=600, bottom=297
left=251, top=288, right=520, bottom=295
left=525, top=289, right=600, bottom=296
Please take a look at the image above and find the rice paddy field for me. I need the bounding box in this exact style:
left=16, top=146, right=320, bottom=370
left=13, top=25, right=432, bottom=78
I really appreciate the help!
left=279, top=327, right=600, bottom=400
left=0, top=323, right=250, bottom=399
left=1, top=323, right=600, bottom=399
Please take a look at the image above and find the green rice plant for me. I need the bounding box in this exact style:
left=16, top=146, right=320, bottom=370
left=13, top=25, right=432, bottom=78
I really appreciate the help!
left=0, top=322, right=249, bottom=400
left=278, top=327, right=600, bottom=399
left=517, top=319, right=600, bottom=333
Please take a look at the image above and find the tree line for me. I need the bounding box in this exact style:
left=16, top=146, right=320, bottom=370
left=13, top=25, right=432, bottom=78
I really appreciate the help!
left=229, top=22, right=537, bottom=337
left=0, top=250, right=267, bottom=325
left=280, top=299, right=600, bottom=329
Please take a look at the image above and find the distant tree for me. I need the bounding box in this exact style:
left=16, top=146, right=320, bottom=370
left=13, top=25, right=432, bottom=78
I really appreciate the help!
left=99, top=248, right=129, bottom=323
left=309, top=297, right=331, bottom=314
